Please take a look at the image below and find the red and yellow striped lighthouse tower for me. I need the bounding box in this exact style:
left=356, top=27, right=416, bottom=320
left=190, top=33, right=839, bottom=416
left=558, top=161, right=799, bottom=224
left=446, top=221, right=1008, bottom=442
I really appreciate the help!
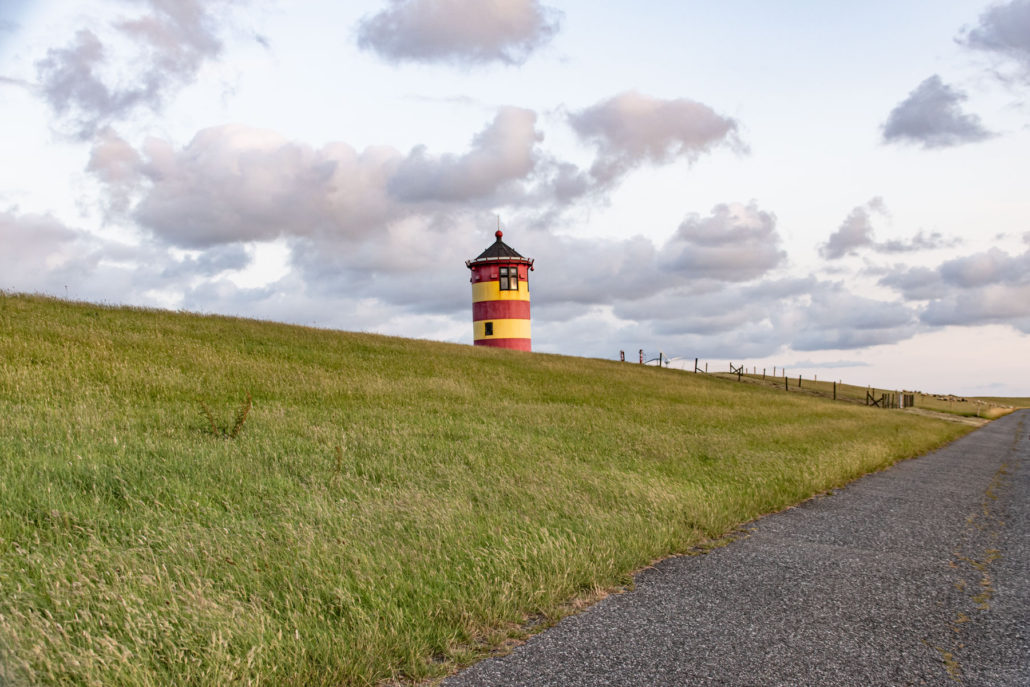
left=466, top=229, right=534, bottom=351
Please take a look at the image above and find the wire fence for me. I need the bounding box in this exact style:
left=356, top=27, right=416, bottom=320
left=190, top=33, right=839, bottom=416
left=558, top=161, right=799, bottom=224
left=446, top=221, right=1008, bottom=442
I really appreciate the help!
left=617, top=350, right=920, bottom=410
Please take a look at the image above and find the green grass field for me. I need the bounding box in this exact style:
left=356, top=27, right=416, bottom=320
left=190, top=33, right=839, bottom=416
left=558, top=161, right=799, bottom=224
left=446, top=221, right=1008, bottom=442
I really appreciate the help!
left=0, top=294, right=975, bottom=685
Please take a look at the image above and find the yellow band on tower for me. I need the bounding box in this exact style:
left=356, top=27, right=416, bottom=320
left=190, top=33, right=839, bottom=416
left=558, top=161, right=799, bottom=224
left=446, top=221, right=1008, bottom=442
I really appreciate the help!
left=472, top=281, right=530, bottom=303
left=473, top=318, right=531, bottom=340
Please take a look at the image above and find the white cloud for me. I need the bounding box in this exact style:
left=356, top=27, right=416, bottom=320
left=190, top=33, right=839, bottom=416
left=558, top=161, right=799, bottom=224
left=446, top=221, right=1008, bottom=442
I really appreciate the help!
left=939, top=246, right=1030, bottom=287
left=129, top=125, right=400, bottom=247
left=34, top=0, right=235, bottom=138
left=568, top=91, right=742, bottom=184
left=822, top=198, right=954, bottom=259
left=356, top=0, right=561, bottom=66
left=387, top=107, right=541, bottom=202
left=0, top=208, right=253, bottom=305
left=958, top=0, right=1030, bottom=84
left=922, top=283, right=1030, bottom=331
left=880, top=245, right=1030, bottom=332
left=790, top=289, right=918, bottom=351
left=881, top=75, right=993, bottom=149
left=821, top=198, right=885, bottom=259
left=89, top=108, right=563, bottom=249
left=662, top=203, right=784, bottom=282
left=0, top=211, right=85, bottom=290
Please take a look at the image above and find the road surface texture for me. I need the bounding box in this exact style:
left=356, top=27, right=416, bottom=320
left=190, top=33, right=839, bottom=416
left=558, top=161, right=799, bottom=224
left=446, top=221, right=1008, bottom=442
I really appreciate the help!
left=444, top=409, right=1029, bottom=687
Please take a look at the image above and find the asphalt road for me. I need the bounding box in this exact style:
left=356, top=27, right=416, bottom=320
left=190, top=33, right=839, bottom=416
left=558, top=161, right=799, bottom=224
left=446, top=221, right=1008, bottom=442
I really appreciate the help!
left=443, top=409, right=1030, bottom=687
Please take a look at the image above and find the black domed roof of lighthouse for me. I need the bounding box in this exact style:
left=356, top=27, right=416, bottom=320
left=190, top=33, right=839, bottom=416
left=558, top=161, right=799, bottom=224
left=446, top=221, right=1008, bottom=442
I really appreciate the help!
left=473, top=230, right=525, bottom=261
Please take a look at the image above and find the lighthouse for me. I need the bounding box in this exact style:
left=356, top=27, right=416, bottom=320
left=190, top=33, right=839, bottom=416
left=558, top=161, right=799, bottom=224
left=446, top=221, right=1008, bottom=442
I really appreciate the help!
left=465, top=229, right=534, bottom=351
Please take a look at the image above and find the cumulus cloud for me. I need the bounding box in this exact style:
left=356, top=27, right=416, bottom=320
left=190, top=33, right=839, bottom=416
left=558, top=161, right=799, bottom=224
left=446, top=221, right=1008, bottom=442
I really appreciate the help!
left=0, top=211, right=86, bottom=290
left=528, top=231, right=673, bottom=309
left=159, top=244, right=252, bottom=279
left=91, top=108, right=552, bottom=249
left=88, top=127, right=146, bottom=213
left=881, top=75, right=993, bottom=149
left=599, top=275, right=922, bottom=357
left=612, top=279, right=810, bottom=338
left=130, top=125, right=366, bottom=247
left=880, top=245, right=1030, bottom=332
left=530, top=215, right=924, bottom=356
left=0, top=213, right=465, bottom=338
left=528, top=202, right=787, bottom=311
left=35, top=0, right=233, bottom=138
left=356, top=0, right=561, bottom=66
left=922, top=283, right=1030, bottom=331
left=538, top=299, right=784, bottom=360
left=387, top=107, right=541, bottom=201
left=790, top=289, right=918, bottom=350
left=822, top=198, right=954, bottom=259
left=0, top=214, right=463, bottom=340
left=938, top=246, right=1030, bottom=287
left=661, top=203, right=785, bottom=281
left=0, top=208, right=255, bottom=306
left=958, top=0, right=1030, bottom=83
left=568, top=91, right=742, bottom=184
left=87, top=92, right=745, bottom=255
left=879, top=230, right=956, bottom=253
left=878, top=266, right=943, bottom=300
left=821, top=198, right=886, bottom=259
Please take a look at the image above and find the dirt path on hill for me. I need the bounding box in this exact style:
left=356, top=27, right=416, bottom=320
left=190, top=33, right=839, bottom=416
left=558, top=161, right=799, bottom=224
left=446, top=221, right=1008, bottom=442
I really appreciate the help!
left=443, top=410, right=1030, bottom=686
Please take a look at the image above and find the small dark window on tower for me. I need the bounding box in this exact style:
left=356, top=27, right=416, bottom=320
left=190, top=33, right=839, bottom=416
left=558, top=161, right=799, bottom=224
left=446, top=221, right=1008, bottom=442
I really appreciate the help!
left=484, top=322, right=494, bottom=336
left=498, top=266, right=519, bottom=291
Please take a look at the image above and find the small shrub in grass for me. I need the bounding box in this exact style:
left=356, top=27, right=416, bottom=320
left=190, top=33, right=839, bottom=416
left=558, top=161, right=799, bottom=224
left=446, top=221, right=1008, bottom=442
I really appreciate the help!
left=198, top=393, right=252, bottom=438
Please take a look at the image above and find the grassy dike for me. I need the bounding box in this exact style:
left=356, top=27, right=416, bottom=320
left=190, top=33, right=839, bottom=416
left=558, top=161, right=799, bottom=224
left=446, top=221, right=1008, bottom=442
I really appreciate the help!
left=0, top=294, right=971, bottom=686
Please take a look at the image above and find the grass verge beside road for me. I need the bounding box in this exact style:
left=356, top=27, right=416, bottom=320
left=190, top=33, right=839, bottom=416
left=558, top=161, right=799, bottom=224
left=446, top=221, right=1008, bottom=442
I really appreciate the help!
left=0, top=294, right=973, bottom=685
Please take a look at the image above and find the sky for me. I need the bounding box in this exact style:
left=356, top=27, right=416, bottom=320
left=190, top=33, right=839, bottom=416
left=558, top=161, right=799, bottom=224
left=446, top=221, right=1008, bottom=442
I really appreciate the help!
left=1, top=0, right=1029, bottom=396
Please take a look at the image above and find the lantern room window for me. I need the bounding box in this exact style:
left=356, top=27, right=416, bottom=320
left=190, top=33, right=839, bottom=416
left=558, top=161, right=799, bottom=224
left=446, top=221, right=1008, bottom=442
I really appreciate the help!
left=499, top=265, right=519, bottom=291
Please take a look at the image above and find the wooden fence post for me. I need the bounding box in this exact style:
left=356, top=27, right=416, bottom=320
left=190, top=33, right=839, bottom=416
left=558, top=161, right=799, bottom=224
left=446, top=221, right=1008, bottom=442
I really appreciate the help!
left=833, top=381, right=837, bottom=400
left=784, top=376, right=788, bottom=391
left=798, top=374, right=802, bottom=388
